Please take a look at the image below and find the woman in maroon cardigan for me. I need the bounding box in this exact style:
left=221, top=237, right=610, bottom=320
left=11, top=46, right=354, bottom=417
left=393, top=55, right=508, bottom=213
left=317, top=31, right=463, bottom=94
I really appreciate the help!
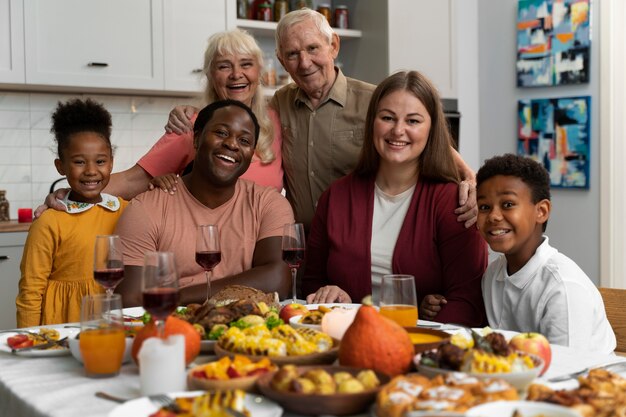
left=302, top=71, right=488, bottom=327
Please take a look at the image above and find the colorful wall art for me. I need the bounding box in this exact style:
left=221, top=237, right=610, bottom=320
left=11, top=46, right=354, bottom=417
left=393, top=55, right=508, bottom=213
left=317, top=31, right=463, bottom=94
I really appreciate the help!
left=518, top=96, right=590, bottom=188
left=517, top=0, right=590, bottom=87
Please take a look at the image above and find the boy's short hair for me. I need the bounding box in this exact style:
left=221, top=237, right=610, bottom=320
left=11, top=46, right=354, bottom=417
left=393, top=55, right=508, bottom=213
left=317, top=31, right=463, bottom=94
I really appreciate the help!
left=477, top=153, right=551, bottom=203
left=477, top=154, right=551, bottom=232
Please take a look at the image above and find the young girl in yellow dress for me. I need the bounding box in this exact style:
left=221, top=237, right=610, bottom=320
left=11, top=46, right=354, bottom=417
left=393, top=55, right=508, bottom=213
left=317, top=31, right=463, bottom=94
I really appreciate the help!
left=16, top=99, right=128, bottom=327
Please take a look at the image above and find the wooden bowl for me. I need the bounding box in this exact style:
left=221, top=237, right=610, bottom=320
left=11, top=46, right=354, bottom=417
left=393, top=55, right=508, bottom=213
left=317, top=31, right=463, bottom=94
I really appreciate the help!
left=187, top=364, right=268, bottom=393
left=403, top=327, right=451, bottom=353
left=256, top=365, right=390, bottom=416
left=214, top=339, right=339, bottom=366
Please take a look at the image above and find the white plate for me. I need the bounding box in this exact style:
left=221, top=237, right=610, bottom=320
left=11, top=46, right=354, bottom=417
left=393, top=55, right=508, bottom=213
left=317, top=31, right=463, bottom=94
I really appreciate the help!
left=466, top=400, right=580, bottom=417
left=0, top=327, right=78, bottom=357
left=305, top=303, right=362, bottom=310
left=107, top=391, right=283, bottom=417
left=289, top=314, right=320, bottom=330
left=289, top=303, right=362, bottom=330
left=122, top=306, right=146, bottom=327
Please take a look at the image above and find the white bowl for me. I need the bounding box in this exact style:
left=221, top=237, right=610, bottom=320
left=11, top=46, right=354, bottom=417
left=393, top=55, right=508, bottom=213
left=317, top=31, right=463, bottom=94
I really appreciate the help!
left=467, top=400, right=581, bottom=417
left=289, top=315, right=321, bottom=331
left=415, top=355, right=544, bottom=391
left=69, top=333, right=133, bottom=365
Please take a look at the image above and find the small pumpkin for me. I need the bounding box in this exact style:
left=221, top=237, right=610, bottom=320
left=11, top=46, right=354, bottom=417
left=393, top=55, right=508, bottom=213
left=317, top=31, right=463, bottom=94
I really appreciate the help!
left=131, top=315, right=201, bottom=365
left=338, top=296, right=414, bottom=377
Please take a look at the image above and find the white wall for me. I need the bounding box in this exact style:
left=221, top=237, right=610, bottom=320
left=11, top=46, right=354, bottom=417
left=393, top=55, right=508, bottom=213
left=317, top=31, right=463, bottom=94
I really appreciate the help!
left=0, top=92, right=200, bottom=219
left=477, top=0, right=601, bottom=283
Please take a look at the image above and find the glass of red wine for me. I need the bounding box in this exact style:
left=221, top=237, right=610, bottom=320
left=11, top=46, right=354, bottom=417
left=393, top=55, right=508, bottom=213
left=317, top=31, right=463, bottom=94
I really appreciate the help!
left=142, top=251, right=179, bottom=337
left=195, top=224, right=221, bottom=302
left=93, top=235, right=125, bottom=298
left=282, top=223, right=306, bottom=303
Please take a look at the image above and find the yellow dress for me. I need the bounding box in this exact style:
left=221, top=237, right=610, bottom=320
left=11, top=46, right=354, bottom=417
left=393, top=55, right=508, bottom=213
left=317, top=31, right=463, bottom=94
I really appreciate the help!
left=16, top=194, right=128, bottom=328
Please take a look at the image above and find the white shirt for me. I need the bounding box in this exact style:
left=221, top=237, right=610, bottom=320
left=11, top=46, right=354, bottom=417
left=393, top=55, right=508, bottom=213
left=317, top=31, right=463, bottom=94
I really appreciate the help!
left=370, top=183, right=415, bottom=303
left=482, top=236, right=616, bottom=354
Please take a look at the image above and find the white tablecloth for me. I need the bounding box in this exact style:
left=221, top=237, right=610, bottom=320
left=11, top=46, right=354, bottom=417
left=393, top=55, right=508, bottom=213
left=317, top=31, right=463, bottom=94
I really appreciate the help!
left=1, top=330, right=624, bottom=417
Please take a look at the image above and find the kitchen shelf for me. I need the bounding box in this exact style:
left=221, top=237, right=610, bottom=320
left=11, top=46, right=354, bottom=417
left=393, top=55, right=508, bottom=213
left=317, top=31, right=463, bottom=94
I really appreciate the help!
left=235, top=18, right=362, bottom=39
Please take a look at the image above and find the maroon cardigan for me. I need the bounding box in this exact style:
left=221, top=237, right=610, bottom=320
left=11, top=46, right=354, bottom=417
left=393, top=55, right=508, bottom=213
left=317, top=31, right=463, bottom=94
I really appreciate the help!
left=302, top=173, right=488, bottom=327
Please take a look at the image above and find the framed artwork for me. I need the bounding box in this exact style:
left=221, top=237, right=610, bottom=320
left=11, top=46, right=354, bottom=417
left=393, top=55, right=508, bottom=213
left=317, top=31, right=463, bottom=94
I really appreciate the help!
left=518, top=96, right=590, bottom=189
left=517, top=0, right=590, bottom=87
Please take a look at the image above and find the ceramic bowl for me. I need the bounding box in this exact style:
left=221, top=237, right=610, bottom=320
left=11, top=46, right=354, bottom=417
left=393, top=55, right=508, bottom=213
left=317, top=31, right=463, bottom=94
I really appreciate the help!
left=403, top=327, right=451, bottom=353
left=69, top=332, right=133, bottom=365
left=256, top=365, right=390, bottom=416
left=187, top=362, right=275, bottom=392
left=466, top=400, right=581, bottom=417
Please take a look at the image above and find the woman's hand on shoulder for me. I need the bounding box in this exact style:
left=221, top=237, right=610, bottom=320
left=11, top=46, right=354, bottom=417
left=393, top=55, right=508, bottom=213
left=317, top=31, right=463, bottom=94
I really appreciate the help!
left=165, top=105, right=199, bottom=134
left=419, top=294, right=447, bottom=320
left=306, top=285, right=352, bottom=304
left=148, top=174, right=179, bottom=194
left=33, top=188, right=70, bottom=219
left=455, top=179, right=478, bottom=228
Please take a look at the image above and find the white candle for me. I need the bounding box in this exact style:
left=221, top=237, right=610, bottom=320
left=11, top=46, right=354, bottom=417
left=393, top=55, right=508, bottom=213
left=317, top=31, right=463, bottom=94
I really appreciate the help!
left=138, top=335, right=186, bottom=395
left=321, top=308, right=358, bottom=340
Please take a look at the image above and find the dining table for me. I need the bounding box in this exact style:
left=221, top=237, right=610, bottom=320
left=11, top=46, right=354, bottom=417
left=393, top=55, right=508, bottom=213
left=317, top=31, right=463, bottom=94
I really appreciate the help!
left=1, top=323, right=625, bottom=417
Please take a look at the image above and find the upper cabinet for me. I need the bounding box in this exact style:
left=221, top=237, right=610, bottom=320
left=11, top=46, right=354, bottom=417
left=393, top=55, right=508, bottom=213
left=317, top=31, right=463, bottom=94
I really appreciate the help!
left=23, top=0, right=164, bottom=91
left=163, top=0, right=226, bottom=92
left=0, top=0, right=25, bottom=83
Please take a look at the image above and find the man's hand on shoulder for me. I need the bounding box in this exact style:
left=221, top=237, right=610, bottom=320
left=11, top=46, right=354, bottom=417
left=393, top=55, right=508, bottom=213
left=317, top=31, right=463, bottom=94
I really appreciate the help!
left=33, top=188, right=69, bottom=219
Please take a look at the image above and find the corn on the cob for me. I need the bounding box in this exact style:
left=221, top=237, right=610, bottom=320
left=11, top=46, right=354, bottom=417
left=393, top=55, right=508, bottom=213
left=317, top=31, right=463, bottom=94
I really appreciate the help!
left=187, top=390, right=250, bottom=417
left=272, top=324, right=306, bottom=344
left=218, top=327, right=246, bottom=351
left=461, top=350, right=536, bottom=374
left=243, top=324, right=271, bottom=338
left=296, top=328, right=333, bottom=352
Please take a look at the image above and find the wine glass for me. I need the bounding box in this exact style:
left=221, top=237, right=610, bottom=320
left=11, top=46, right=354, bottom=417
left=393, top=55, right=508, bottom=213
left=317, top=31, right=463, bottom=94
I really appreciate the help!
left=142, top=252, right=179, bottom=337
left=93, top=235, right=124, bottom=298
left=195, top=225, right=221, bottom=302
left=379, top=274, right=418, bottom=327
left=282, top=223, right=306, bottom=303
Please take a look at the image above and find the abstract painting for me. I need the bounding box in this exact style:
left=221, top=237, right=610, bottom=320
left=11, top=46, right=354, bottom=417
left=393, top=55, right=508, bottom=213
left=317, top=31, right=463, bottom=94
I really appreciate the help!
left=518, top=96, right=590, bottom=188
left=517, top=0, right=590, bottom=87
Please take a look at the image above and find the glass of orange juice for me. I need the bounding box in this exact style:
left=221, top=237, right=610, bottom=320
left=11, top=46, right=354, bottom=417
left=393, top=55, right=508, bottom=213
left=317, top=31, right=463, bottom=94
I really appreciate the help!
left=379, top=274, right=418, bottom=327
left=80, top=294, right=125, bottom=378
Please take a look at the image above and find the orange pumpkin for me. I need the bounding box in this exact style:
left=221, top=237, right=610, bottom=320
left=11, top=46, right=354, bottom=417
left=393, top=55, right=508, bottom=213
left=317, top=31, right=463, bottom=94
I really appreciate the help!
left=131, top=316, right=201, bottom=365
left=338, top=296, right=414, bottom=377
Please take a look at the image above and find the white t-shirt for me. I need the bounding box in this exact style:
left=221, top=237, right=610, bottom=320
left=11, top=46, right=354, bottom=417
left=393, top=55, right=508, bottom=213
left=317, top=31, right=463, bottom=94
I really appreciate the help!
left=370, top=183, right=415, bottom=303
left=482, top=236, right=616, bottom=354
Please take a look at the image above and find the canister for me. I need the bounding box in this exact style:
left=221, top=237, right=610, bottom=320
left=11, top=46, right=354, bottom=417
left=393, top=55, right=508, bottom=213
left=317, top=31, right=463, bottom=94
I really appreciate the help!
left=334, top=5, right=349, bottom=29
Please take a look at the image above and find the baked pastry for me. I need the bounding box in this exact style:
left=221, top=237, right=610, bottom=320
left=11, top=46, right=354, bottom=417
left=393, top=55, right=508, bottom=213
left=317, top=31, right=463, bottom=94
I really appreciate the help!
left=376, top=374, right=431, bottom=417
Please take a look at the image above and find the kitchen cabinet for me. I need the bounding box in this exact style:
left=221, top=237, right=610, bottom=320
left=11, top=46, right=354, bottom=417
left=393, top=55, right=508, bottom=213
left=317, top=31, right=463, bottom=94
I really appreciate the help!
left=23, top=0, right=164, bottom=91
left=0, top=0, right=25, bottom=83
left=0, top=231, right=26, bottom=330
left=163, top=0, right=226, bottom=92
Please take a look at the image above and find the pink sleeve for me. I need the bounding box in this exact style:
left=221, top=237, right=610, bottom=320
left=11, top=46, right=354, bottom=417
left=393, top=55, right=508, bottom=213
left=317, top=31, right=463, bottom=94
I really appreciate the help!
left=136, top=114, right=198, bottom=178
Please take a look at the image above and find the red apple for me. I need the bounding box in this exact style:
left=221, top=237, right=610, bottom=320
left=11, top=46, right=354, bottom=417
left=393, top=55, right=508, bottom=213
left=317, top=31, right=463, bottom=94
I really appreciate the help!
left=509, top=332, right=552, bottom=375
left=279, top=303, right=309, bottom=322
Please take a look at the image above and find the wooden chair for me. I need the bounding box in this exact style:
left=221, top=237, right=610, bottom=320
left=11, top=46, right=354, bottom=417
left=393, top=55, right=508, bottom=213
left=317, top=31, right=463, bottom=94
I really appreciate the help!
left=599, top=287, right=626, bottom=355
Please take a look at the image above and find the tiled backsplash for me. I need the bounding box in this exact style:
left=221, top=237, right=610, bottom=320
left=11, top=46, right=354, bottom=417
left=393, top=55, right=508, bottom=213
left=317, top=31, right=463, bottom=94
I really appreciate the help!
left=0, top=92, right=201, bottom=219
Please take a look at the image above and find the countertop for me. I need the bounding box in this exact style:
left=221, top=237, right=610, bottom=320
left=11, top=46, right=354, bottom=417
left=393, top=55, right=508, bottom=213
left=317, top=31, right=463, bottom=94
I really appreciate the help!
left=0, top=221, right=31, bottom=233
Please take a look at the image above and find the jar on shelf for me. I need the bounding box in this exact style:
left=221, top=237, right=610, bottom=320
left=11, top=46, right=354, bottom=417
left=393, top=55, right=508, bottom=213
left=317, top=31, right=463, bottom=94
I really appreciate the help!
left=334, top=5, right=349, bottom=29
left=317, top=4, right=332, bottom=26
left=262, top=55, right=277, bottom=87
left=0, top=190, right=9, bottom=222
left=257, top=2, right=272, bottom=21
left=292, top=0, right=313, bottom=11
left=274, top=0, right=289, bottom=22
left=237, top=0, right=248, bottom=19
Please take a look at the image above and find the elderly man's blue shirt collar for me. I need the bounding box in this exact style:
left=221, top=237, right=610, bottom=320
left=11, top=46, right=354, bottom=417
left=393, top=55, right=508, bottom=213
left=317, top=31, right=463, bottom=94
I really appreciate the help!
left=294, top=67, right=347, bottom=110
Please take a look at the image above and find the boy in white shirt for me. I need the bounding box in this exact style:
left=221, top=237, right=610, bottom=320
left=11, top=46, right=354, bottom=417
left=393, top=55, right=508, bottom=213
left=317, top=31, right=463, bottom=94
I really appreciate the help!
left=476, top=154, right=615, bottom=354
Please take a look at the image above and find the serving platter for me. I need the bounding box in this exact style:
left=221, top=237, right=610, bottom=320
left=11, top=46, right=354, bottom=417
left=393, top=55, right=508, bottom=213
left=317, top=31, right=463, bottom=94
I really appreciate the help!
left=107, top=391, right=282, bottom=417
left=214, top=338, right=340, bottom=366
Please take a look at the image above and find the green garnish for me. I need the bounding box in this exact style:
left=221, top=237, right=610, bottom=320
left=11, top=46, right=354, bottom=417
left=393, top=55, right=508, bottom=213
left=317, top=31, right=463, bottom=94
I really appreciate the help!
left=265, top=315, right=283, bottom=330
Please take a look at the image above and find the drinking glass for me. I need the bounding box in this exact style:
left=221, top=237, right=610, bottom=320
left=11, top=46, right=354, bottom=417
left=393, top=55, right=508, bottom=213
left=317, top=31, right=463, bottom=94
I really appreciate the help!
left=93, top=235, right=124, bottom=297
left=80, top=293, right=125, bottom=378
left=142, top=252, right=179, bottom=337
left=282, top=223, right=306, bottom=303
left=195, top=225, right=221, bottom=301
left=379, top=274, right=418, bottom=327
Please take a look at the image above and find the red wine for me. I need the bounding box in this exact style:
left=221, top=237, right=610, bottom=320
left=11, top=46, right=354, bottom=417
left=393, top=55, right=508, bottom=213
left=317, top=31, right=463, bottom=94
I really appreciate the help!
left=196, top=251, right=221, bottom=271
left=94, top=268, right=124, bottom=289
left=282, top=248, right=305, bottom=268
left=142, top=288, right=179, bottom=320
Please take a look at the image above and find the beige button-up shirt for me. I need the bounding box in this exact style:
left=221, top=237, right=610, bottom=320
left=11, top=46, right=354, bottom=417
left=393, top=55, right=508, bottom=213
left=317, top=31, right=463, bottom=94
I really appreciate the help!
left=270, top=68, right=375, bottom=229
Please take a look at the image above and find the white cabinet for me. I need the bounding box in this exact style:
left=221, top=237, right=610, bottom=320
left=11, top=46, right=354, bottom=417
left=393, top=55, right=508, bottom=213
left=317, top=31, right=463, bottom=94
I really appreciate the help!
left=0, top=0, right=25, bottom=83
left=0, top=232, right=26, bottom=330
left=163, top=0, right=226, bottom=93
left=23, top=0, right=164, bottom=91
